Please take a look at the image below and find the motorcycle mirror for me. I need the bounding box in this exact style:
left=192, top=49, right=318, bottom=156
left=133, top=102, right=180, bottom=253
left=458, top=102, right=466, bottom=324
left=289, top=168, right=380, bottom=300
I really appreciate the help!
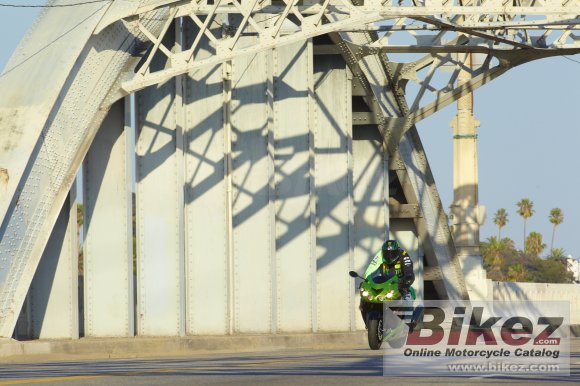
left=348, top=271, right=359, bottom=278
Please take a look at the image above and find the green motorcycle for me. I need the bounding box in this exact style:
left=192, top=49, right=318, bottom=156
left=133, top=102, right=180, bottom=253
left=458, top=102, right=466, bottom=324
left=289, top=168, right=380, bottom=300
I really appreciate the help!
left=349, top=270, right=418, bottom=350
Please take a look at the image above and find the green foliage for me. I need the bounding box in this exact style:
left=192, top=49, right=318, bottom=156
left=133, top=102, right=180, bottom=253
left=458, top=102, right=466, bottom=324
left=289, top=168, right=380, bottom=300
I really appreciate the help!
left=492, top=208, right=508, bottom=238
left=528, top=257, right=575, bottom=284
left=480, top=236, right=572, bottom=284
left=482, top=200, right=573, bottom=284
left=548, top=248, right=566, bottom=260
left=549, top=208, right=564, bottom=226
left=77, top=203, right=84, bottom=275
left=516, top=198, right=535, bottom=219
left=524, top=231, right=545, bottom=258
left=481, top=237, right=514, bottom=281
left=549, top=208, right=564, bottom=252
left=76, top=203, right=84, bottom=227
left=516, top=198, right=534, bottom=247
left=507, top=263, right=529, bottom=282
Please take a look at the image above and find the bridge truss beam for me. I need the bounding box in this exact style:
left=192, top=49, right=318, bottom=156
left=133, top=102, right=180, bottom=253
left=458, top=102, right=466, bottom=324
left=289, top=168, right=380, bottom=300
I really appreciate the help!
left=116, top=1, right=580, bottom=95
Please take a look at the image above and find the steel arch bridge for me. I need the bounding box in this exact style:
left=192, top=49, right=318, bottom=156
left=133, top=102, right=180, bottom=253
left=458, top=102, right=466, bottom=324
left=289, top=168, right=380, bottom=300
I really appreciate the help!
left=0, top=0, right=579, bottom=339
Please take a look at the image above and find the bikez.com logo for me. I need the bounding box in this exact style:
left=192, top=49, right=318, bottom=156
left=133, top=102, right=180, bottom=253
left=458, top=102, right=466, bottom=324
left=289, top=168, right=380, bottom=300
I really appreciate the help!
left=406, top=306, right=562, bottom=347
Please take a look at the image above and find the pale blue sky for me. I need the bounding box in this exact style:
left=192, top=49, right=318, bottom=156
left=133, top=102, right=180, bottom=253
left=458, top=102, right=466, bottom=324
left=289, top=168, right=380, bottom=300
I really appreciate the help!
left=1, top=4, right=579, bottom=258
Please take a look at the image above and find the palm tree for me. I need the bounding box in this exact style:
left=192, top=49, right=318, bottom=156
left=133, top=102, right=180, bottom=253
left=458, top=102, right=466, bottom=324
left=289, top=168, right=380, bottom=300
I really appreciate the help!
left=525, top=231, right=546, bottom=258
left=493, top=208, right=508, bottom=238
left=516, top=199, right=534, bottom=248
left=548, top=208, right=564, bottom=252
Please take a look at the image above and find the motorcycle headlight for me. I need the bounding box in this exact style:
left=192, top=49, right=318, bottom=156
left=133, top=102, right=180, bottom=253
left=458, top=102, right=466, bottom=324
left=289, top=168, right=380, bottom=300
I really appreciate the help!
left=386, top=291, right=393, bottom=299
left=362, top=290, right=369, bottom=297
left=368, top=296, right=373, bottom=301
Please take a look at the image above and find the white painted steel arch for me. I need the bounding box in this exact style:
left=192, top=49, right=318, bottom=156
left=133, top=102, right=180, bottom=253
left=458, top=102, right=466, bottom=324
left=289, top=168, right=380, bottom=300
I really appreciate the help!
left=0, top=1, right=168, bottom=338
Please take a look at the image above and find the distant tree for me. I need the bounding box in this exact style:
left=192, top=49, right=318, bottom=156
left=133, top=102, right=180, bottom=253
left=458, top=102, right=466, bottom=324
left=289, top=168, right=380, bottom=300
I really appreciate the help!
left=525, top=231, right=545, bottom=258
left=77, top=203, right=84, bottom=229
left=501, top=237, right=521, bottom=268
left=493, top=208, right=508, bottom=239
left=481, top=236, right=574, bottom=283
left=507, top=263, right=530, bottom=282
left=481, top=237, right=508, bottom=281
left=548, top=247, right=566, bottom=260
left=516, top=198, right=534, bottom=248
left=529, top=257, right=575, bottom=284
left=547, top=248, right=569, bottom=273
left=77, top=203, right=84, bottom=275
left=548, top=208, right=564, bottom=252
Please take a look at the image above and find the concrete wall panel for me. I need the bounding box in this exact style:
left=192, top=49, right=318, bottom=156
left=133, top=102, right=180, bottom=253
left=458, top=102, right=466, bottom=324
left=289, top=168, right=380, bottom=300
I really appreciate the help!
left=493, top=282, right=580, bottom=324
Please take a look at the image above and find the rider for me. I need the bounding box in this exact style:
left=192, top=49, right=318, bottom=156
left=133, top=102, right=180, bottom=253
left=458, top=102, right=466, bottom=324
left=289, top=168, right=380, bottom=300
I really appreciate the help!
left=364, top=239, right=415, bottom=300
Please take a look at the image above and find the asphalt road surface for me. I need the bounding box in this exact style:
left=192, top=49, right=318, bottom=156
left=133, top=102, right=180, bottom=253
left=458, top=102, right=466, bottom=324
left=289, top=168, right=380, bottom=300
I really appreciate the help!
left=0, top=340, right=578, bottom=385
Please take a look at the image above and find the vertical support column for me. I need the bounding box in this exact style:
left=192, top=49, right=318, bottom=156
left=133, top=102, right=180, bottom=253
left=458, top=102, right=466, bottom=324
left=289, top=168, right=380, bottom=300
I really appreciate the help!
left=224, top=59, right=235, bottom=335
left=267, top=45, right=277, bottom=335
left=175, top=17, right=187, bottom=337
left=230, top=46, right=273, bottom=333
left=307, top=39, right=318, bottom=333
left=136, top=77, right=184, bottom=336
left=450, top=51, right=487, bottom=300
left=314, top=56, right=352, bottom=331
left=84, top=99, right=134, bottom=337
left=450, top=52, right=481, bottom=255
left=273, top=42, right=313, bottom=332
left=352, top=126, right=387, bottom=330
left=183, top=18, right=228, bottom=335
left=346, top=69, right=355, bottom=332
left=27, top=190, right=79, bottom=339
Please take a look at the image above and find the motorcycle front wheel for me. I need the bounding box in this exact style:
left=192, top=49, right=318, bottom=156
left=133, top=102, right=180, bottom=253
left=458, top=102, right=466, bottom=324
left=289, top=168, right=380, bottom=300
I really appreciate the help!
left=367, top=317, right=383, bottom=350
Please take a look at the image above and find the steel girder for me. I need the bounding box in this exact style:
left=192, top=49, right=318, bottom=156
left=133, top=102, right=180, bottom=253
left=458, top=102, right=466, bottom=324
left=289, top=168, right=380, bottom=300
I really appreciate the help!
left=114, top=1, right=580, bottom=91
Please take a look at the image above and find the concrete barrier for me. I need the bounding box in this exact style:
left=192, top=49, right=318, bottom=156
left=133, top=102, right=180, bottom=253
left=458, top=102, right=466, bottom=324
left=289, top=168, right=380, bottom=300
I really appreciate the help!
left=492, top=281, right=580, bottom=325
left=0, top=332, right=367, bottom=362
